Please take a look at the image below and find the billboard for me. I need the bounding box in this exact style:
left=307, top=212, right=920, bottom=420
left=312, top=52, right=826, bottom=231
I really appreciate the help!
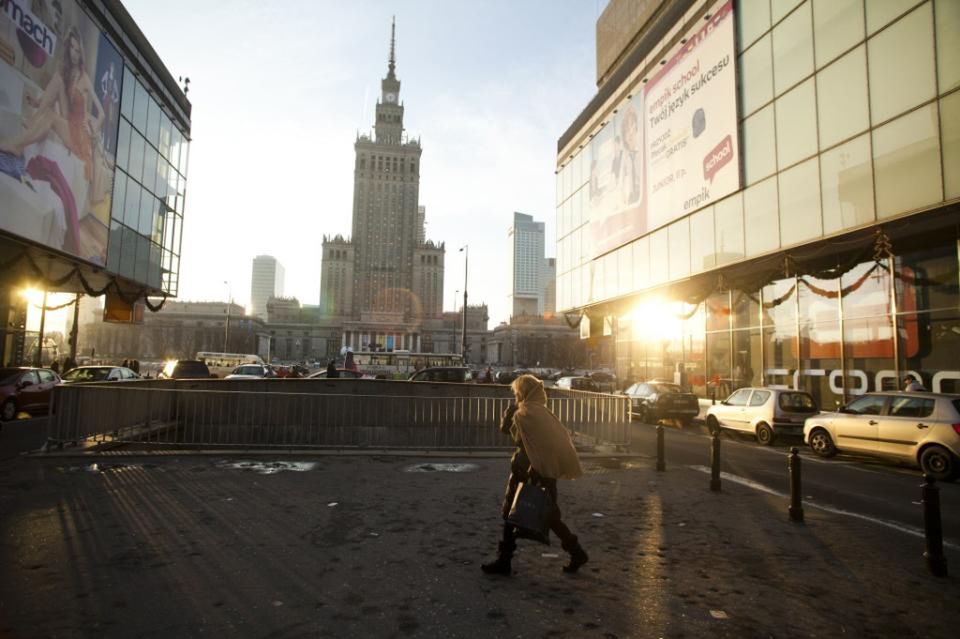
left=0, top=0, right=122, bottom=267
left=590, top=0, right=740, bottom=257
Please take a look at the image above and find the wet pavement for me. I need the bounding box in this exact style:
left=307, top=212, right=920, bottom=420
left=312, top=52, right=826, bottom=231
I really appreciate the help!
left=0, top=452, right=958, bottom=638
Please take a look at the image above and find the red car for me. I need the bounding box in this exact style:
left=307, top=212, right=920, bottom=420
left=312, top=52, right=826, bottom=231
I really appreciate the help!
left=0, top=367, right=62, bottom=422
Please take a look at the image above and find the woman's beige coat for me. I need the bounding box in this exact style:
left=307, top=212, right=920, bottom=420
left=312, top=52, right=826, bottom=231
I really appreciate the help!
left=510, top=375, right=583, bottom=480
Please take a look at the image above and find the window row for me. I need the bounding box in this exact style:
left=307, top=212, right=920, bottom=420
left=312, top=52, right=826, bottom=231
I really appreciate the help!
left=120, top=67, right=189, bottom=175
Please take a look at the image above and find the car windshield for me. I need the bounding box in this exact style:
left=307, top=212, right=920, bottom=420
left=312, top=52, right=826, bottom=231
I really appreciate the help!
left=651, top=383, right=682, bottom=394
left=778, top=392, right=817, bottom=412
left=0, top=368, right=23, bottom=384
left=176, top=363, right=209, bottom=376
left=63, top=368, right=110, bottom=382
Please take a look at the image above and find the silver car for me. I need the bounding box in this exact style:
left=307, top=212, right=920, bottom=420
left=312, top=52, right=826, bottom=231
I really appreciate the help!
left=803, top=391, right=960, bottom=481
left=706, top=387, right=819, bottom=445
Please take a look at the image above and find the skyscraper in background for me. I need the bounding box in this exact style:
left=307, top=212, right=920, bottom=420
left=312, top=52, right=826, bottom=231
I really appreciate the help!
left=507, top=212, right=546, bottom=317
left=250, top=255, right=285, bottom=319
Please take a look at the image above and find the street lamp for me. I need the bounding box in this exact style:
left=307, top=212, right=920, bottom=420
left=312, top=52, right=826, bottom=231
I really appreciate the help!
left=223, top=280, right=231, bottom=352
left=454, top=289, right=459, bottom=313
left=459, top=245, right=468, bottom=364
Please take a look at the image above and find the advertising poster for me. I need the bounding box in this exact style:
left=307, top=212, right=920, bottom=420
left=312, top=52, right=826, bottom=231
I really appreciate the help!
left=0, top=0, right=121, bottom=266
left=589, top=0, right=740, bottom=258
left=644, top=0, right=739, bottom=233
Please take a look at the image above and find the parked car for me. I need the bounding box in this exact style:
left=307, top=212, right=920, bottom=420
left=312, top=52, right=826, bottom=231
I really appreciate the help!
left=555, top=376, right=598, bottom=392
left=224, top=364, right=277, bottom=380
left=587, top=371, right=618, bottom=393
left=0, top=367, right=61, bottom=422
left=307, top=369, right=368, bottom=379
left=408, top=367, right=474, bottom=383
left=158, top=360, right=213, bottom=380
left=624, top=381, right=700, bottom=426
left=61, top=366, right=140, bottom=383
left=803, top=391, right=960, bottom=481
left=707, top=387, right=819, bottom=445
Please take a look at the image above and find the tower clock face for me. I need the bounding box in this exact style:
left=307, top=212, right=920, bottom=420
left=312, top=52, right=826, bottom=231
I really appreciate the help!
left=385, top=92, right=397, bottom=103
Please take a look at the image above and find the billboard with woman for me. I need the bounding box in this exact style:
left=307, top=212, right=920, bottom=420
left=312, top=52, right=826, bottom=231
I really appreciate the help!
left=0, top=0, right=122, bottom=267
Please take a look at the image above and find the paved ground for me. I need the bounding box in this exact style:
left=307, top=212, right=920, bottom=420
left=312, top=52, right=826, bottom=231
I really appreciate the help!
left=0, top=450, right=958, bottom=638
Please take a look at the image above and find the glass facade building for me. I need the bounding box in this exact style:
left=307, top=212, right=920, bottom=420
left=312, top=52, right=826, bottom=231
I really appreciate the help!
left=556, top=0, right=959, bottom=407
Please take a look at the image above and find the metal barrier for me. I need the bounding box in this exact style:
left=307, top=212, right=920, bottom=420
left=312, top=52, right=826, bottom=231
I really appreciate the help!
left=47, top=380, right=630, bottom=450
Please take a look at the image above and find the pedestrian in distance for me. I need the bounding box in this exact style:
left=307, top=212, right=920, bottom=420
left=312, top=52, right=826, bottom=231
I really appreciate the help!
left=326, top=360, right=339, bottom=378
left=482, top=374, right=589, bottom=576
left=483, top=366, right=494, bottom=384
left=903, top=375, right=927, bottom=392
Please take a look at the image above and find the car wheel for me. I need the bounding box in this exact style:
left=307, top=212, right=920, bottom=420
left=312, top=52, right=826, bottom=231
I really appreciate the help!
left=808, top=428, right=837, bottom=458
left=1, top=399, right=16, bottom=422
left=706, top=415, right=720, bottom=436
left=756, top=422, right=774, bottom=446
left=919, top=445, right=957, bottom=482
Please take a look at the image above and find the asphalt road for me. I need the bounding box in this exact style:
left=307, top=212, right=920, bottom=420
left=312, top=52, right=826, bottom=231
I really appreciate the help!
left=0, top=416, right=48, bottom=461
left=628, top=419, right=960, bottom=548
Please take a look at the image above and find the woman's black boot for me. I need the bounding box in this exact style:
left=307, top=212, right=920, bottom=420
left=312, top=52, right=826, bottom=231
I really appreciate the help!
left=561, top=538, right=588, bottom=574
left=481, top=542, right=513, bottom=576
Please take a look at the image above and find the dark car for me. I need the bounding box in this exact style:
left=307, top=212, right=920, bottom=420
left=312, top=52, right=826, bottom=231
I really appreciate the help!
left=158, top=360, right=213, bottom=379
left=0, top=367, right=61, bottom=422
left=624, top=381, right=700, bottom=427
left=587, top=371, right=617, bottom=393
left=61, top=366, right=140, bottom=383
left=307, top=369, right=368, bottom=379
left=409, top=367, right=474, bottom=383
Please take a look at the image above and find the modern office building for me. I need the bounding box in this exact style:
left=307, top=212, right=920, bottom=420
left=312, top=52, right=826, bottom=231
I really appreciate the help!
left=508, top=212, right=547, bottom=317
left=542, top=257, right=557, bottom=315
left=0, top=0, right=191, bottom=364
left=556, top=0, right=959, bottom=407
left=319, top=21, right=449, bottom=354
left=250, top=255, right=285, bottom=319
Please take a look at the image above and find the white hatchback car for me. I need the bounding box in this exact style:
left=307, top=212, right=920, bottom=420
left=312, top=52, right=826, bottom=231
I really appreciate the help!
left=803, top=391, right=960, bottom=481
left=706, top=387, right=819, bottom=445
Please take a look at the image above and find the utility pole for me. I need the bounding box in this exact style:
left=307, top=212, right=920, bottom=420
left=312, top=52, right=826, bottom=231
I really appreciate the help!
left=459, top=245, right=468, bottom=364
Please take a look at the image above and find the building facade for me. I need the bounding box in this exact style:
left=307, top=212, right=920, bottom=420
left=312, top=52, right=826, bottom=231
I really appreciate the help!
left=250, top=255, right=285, bottom=319
left=0, top=0, right=191, bottom=364
left=508, top=212, right=547, bottom=317
left=318, top=21, right=451, bottom=354
left=556, top=0, right=960, bottom=408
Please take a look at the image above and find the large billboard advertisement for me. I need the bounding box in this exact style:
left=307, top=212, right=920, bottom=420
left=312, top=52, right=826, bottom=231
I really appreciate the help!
left=0, top=0, right=122, bottom=267
left=590, top=0, right=740, bottom=257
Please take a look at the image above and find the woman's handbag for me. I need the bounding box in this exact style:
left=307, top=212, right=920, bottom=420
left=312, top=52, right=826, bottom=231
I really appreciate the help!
left=507, top=481, right=556, bottom=545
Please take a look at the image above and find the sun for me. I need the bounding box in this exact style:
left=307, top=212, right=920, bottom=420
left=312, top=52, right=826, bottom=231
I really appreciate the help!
left=624, top=297, right=686, bottom=343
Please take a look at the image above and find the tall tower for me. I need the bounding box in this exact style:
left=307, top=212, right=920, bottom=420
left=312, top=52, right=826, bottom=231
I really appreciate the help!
left=350, top=18, right=427, bottom=317
left=507, top=212, right=545, bottom=317
left=250, top=255, right=285, bottom=319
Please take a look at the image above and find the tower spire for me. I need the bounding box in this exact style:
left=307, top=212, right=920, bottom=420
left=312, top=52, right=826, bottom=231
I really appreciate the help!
left=387, top=16, right=396, bottom=79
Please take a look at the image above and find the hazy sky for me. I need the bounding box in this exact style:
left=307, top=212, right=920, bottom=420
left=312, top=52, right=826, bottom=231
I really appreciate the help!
left=122, top=0, right=602, bottom=326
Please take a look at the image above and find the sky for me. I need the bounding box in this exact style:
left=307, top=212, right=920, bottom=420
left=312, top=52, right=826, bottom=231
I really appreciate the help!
left=118, top=0, right=603, bottom=327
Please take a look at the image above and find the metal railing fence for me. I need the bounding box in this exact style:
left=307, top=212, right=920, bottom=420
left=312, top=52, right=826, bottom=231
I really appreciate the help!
left=48, top=381, right=630, bottom=450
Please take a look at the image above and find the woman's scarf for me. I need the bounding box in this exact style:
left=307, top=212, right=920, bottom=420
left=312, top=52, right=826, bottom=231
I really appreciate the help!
left=511, top=375, right=583, bottom=480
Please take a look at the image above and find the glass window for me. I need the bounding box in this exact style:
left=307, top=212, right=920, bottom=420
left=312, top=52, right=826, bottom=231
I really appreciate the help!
left=618, top=245, right=632, bottom=296
left=159, top=113, right=172, bottom=160
left=633, top=237, right=650, bottom=290
left=115, top=119, right=131, bottom=172
left=128, top=130, right=145, bottom=184
left=749, top=389, right=771, bottom=406
left=775, top=78, right=817, bottom=168
left=668, top=218, right=690, bottom=280
left=146, top=99, right=161, bottom=148
left=738, top=0, right=770, bottom=52
left=873, top=103, right=942, bottom=218
left=844, top=316, right=895, bottom=393
left=133, top=79, right=149, bottom=134
left=123, top=178, right=141, bottom=229
left=866, top=0, right=924, bottom=35
left=734, top=329, right=763, bottom=388
left=772, top=0, right=805, bottom=24
left=106, top=222, right=121, bottom=273
left=778, top=158, right=823, bottom=246
left=706, top=291, right=731, bottom=332
left=733, top=290, right=761, bottom=329
left=138, top=189, right=154, bottom=236
left=142, top=147, right=158, bottom=194
left=120, top=66, right=135, bottom=121
left=119, top=226, right=136, bottom=278
left=714, top=193, right=744, bottom=265
left=772, top=1, right=814, bottom=95
left=936, top=0, right=960, bottom=93
left=897, top=310, right=960, bottom=394
left=842, top=260, right=892, bottom=319
left=740, top=33, right=773, bottom=115
left=889, top=396, right=935, bottom=417
left=868, top=3, right=936, bottom=124
left=726, top=387, right=751, bottom=406
left=743, top=104, right=777, bottom=184
left=817, top=46, right=869, bottom=149
left=845, top=394, right=887, bottom=415
left=895, top=241, right=960, bottom=313
left=820, top=134, right=875, bottom=234
left=743, top=177, right=780, bottom=256
left=799, top=274, right=839, bottom=322
left=649, top=228, right=668, bottom=286
left=799, top=320, right=841, bottom=405
left=110, top=171, right=126, bottom=226
left=942, top=91, right=960, bottom=199
left=169, top=128, right=182, bottom=175
left=813, top=0, right=864, bottom=68
left=690, top=206, right=716, bottom=273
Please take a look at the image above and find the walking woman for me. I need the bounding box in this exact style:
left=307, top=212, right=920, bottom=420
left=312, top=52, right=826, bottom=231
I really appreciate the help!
left=482, top=374, right=588, bottom=576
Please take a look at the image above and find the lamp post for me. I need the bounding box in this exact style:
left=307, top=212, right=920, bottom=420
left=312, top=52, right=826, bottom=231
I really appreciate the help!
left=459, top=245, right=468, bottom=364
left=223, top=281, right=231, bottom=352
left=34, top=289, right=48, bottom=367
left=454, top=289, right=459, bottom=313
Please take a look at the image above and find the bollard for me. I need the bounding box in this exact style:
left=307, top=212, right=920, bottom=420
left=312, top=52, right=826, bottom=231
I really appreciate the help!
left=710, top=431, right=721, bottom=492
left=656, top=424, right=665, bottom=472
left=788, top=447, right=804, bottom=523
left=922, top=475, right=948, bottom=577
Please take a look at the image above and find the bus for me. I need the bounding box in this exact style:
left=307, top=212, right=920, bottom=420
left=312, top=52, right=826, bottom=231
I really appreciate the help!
left=196, top=352, right=264, bottom=372
left=349, top=351, right=463, bottom=378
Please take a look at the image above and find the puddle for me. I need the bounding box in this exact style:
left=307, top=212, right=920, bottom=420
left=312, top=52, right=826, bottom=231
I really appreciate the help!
left=216, top=461, right=317, bottom=475
left=402, top=463, right=481, bottom=473
left=58, top=463, right=151, bottom=474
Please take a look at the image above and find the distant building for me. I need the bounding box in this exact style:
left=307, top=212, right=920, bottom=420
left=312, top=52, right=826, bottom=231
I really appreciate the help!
left=508, top=212, right=547, bottom=317
left=542, top=257, right=557, bottom=315
left=250, top=256, right=285, bottom=319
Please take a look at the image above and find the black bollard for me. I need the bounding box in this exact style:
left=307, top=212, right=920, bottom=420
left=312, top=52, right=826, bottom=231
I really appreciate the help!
left=788, top=447, right=804, bottom=523
left=710, top=431, right=721, bottom=492
left=922, top=475, right=948, bottom=577
left=656, top=424, right=665, bottom=472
